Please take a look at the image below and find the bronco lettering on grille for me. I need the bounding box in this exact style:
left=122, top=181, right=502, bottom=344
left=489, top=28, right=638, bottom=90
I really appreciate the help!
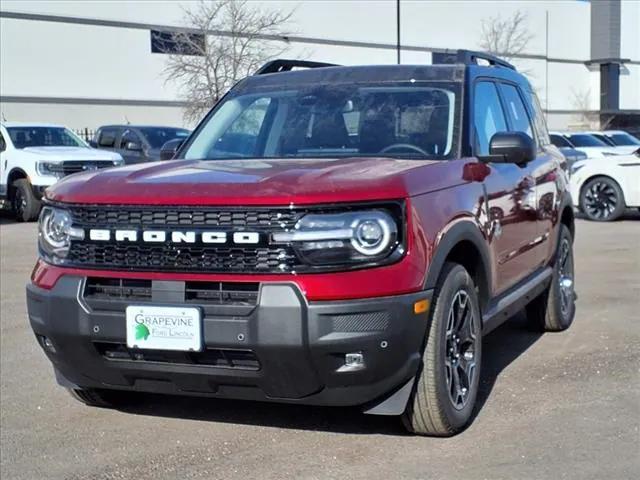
left=86, top=229, right=261, bottom=245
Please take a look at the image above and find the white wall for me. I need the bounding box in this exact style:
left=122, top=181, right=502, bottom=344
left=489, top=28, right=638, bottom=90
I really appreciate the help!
left=1, top=0, right=638, bottom=130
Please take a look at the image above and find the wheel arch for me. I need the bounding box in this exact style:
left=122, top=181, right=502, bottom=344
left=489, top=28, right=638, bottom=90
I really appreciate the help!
left=423, top=221, right=492, bottom=312
left=6, top=168, right=29, bottom=199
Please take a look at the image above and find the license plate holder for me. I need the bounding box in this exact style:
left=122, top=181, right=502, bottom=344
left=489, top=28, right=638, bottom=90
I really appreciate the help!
left=125, top=305, right=202, bottom=352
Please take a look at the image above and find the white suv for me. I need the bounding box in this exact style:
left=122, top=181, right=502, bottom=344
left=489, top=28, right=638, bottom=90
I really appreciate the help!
left=549, top=131, right=621, bottom=158
left=0, top=123, right=123, bottom=221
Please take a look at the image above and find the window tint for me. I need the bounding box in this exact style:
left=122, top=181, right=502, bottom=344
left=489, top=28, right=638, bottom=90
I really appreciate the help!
left=98, top=128, right=118, bottom=148
left=567, top=134, right=608, bottom=147
left=524, top=90, right=550, bottom=145
left=550, top=134, right=572, bottom=148
left=120, top=130, right=142, bottom=149
left=473, top=82, right=507, bottom=155
left=608, top=132, right=640, bottom=146
left=184, top=84, right=459, bottom=161
left=500, top=84, right=533, bottom=138
left=0, top=133, right=6, bottom=152
left=213, top=97, right=272, bottom=156
left=7, top=127, right=85, bottom=148
left=138, top=128, right=190, bottom=149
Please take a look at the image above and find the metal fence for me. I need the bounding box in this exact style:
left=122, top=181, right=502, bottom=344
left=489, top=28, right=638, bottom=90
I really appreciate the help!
left=73, top=128, right=96, bottom=143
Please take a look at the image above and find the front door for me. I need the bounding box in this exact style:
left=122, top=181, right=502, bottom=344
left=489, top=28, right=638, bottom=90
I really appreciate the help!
left=473, top=80, right=540, bottom=294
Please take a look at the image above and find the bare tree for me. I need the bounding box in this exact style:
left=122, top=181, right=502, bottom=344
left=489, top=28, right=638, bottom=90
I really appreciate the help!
left=569, top=88, right=613, bottom=129
left=479, top=11, right=534, bottom=62
left=158, top=0, right=292, bottom=123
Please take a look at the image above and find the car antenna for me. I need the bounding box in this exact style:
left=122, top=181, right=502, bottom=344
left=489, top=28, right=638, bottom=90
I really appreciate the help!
left=124, top=115, right=130, bottom=125
left=1, top=112, right=6, bottom=122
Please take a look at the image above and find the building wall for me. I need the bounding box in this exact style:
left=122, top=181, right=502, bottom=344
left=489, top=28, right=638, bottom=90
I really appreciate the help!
left=1, top=0, right=638, bottom=130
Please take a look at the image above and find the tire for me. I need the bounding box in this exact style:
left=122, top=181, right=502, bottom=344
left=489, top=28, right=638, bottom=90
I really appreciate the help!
left=526, top=225, right=575, bottom=332
left=68, top=388, right=134, bottom=408
left=580, top=176, right=625, bottom=221
left=402, top=263, right=482, bottom=436
left=12, top=179, right=41, bottom=222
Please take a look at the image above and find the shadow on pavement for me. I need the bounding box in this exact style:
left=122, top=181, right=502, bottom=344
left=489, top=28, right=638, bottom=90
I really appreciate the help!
left=115, top=311, right=543, bottom=436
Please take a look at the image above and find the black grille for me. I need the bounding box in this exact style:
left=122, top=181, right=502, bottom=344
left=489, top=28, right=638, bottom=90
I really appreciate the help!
left=49, top=161, right=116, bottom=176
left=70, top=242, right=297, bottom=272
left=94, top=342, right=260, bottom=370
left=65, top=205, right=306, bottom=273
left=68, top=206, right=302, bottom=228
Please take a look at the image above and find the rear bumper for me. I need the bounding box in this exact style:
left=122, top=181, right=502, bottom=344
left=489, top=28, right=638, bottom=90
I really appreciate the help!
left=27, top=276, right=432, bottom=408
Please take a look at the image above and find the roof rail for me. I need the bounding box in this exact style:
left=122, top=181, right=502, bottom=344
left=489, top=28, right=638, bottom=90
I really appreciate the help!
left=255, top=59, right=340, bottom=75
left=434, top=49, right=516, bottom=70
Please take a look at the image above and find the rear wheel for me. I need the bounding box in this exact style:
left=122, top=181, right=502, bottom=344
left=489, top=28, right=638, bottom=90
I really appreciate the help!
left=580, top=176, right=625, bottom=221
left=402, top=263, right=482, bottom=436
left=12, top=179, right=40, bottom=222
left=526, top=224, right=575, bottom=332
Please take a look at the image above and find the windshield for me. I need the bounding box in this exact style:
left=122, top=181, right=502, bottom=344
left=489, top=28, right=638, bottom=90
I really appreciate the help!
left=139, top=127, right=190, bottom=149
left=608, top=132, right=640, bottom=146
left=183, top=82, right=460, bottom=161
left=567, top=134, right=608, bottom=147
left=7, top=127, right=86, bottom=149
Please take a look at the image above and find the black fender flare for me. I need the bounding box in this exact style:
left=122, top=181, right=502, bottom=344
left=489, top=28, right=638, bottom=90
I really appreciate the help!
left=423, top=220, right=492, bottom=296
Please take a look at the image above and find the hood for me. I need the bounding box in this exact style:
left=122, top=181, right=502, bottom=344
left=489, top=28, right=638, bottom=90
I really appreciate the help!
left=45, top=157, right=458, bottom=206
left=21, top=146, right=122, bottom=161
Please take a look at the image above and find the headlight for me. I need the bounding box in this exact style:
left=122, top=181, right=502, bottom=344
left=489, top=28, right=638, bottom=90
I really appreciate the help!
left=272, top=210, right=401, bottom=266
left=38, top=207, right=84, bottom=261
left=112, top=159, right=124, bottom=167
left=36, top=162, right=65, bottom=178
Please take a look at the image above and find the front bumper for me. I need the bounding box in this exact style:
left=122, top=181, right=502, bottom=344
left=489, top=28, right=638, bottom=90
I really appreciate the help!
left=27, top=276, right=431, bottom=408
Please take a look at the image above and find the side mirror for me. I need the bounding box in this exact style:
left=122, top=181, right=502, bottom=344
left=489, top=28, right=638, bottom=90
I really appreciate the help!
left=160, top=138, right=184, bottom=160
left=88, top=140, right=98, bottom=148
left=125, top=141, right=143, bottom=152
left=481, top=132, right=536, bottom=166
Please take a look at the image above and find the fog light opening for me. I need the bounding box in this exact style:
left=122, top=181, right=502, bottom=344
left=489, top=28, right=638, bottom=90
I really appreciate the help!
left=337, top=352, right=365, bottom=372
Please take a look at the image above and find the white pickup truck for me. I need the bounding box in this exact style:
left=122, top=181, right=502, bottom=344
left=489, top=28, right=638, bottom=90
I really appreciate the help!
left=0, top=123, right=123, bottom=221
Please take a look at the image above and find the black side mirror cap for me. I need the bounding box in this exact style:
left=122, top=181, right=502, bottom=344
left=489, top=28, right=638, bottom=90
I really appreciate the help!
left=88, top=140, right=97, bottom=148
left=479, top=131, right=536, bottom=166
left=160, top=138, right=184, bottom=160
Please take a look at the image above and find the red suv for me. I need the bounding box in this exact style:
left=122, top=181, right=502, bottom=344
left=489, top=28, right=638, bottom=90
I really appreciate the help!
left=27, top=51, right=576, bottom=436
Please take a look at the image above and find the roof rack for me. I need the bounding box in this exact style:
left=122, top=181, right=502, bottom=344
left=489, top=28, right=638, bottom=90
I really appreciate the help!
left=255, top=59, right=340, bottom=75
left=434, top=49, right=515, bottom=70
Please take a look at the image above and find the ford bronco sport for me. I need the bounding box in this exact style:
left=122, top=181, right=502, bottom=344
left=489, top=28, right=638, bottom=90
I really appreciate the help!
left=27, top=51, right=576, bottom=436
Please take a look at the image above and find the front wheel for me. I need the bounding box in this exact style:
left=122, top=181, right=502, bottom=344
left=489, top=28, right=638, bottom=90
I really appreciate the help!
left=526, top=224, right=575, bottom=332
left=580, top=176, right=625, bottom=221
left=402, top=263, right=482, bottom=436
left=68, top=388, right=136, bottom=408
left=12, top=179, right=41, bottom=222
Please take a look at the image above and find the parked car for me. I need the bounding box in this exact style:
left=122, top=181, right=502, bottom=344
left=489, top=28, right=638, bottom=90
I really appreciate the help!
left=91, top=125, right=190, bottom=164
left=588, top=130, right=640, bottom=154
left=558, top=147, right=588, bottom=172
left=549, top=131, right=621, bottom=158
left=27, top=51, right=576, bottom=437
left=0, top=123, right=123, bottom=221
left=569, top=151, right=640, bottom=221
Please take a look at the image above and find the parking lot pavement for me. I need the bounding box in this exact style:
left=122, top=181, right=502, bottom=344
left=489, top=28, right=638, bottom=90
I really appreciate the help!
left=1, top=212, right=638, bottom=480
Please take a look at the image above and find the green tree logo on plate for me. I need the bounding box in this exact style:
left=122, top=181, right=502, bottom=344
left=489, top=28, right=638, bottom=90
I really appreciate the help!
left=135, top=323, right=150, bottom=341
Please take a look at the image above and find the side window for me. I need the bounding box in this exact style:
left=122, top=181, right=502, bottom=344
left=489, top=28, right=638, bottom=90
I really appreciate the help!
left=500, top=84, right=533, bottom=139
left=120, top=130, right=142, bottom=148
left=473, top=81, right=507, bottom=156
left=550, top=134, right=571, bottom=148
left=529, top=92, right=551, bottom=145
left=98, top=128, right=118, bottom=148
left=216, top=97, right=271, bottom=156
left=0, top=133, right=6, bottom=152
